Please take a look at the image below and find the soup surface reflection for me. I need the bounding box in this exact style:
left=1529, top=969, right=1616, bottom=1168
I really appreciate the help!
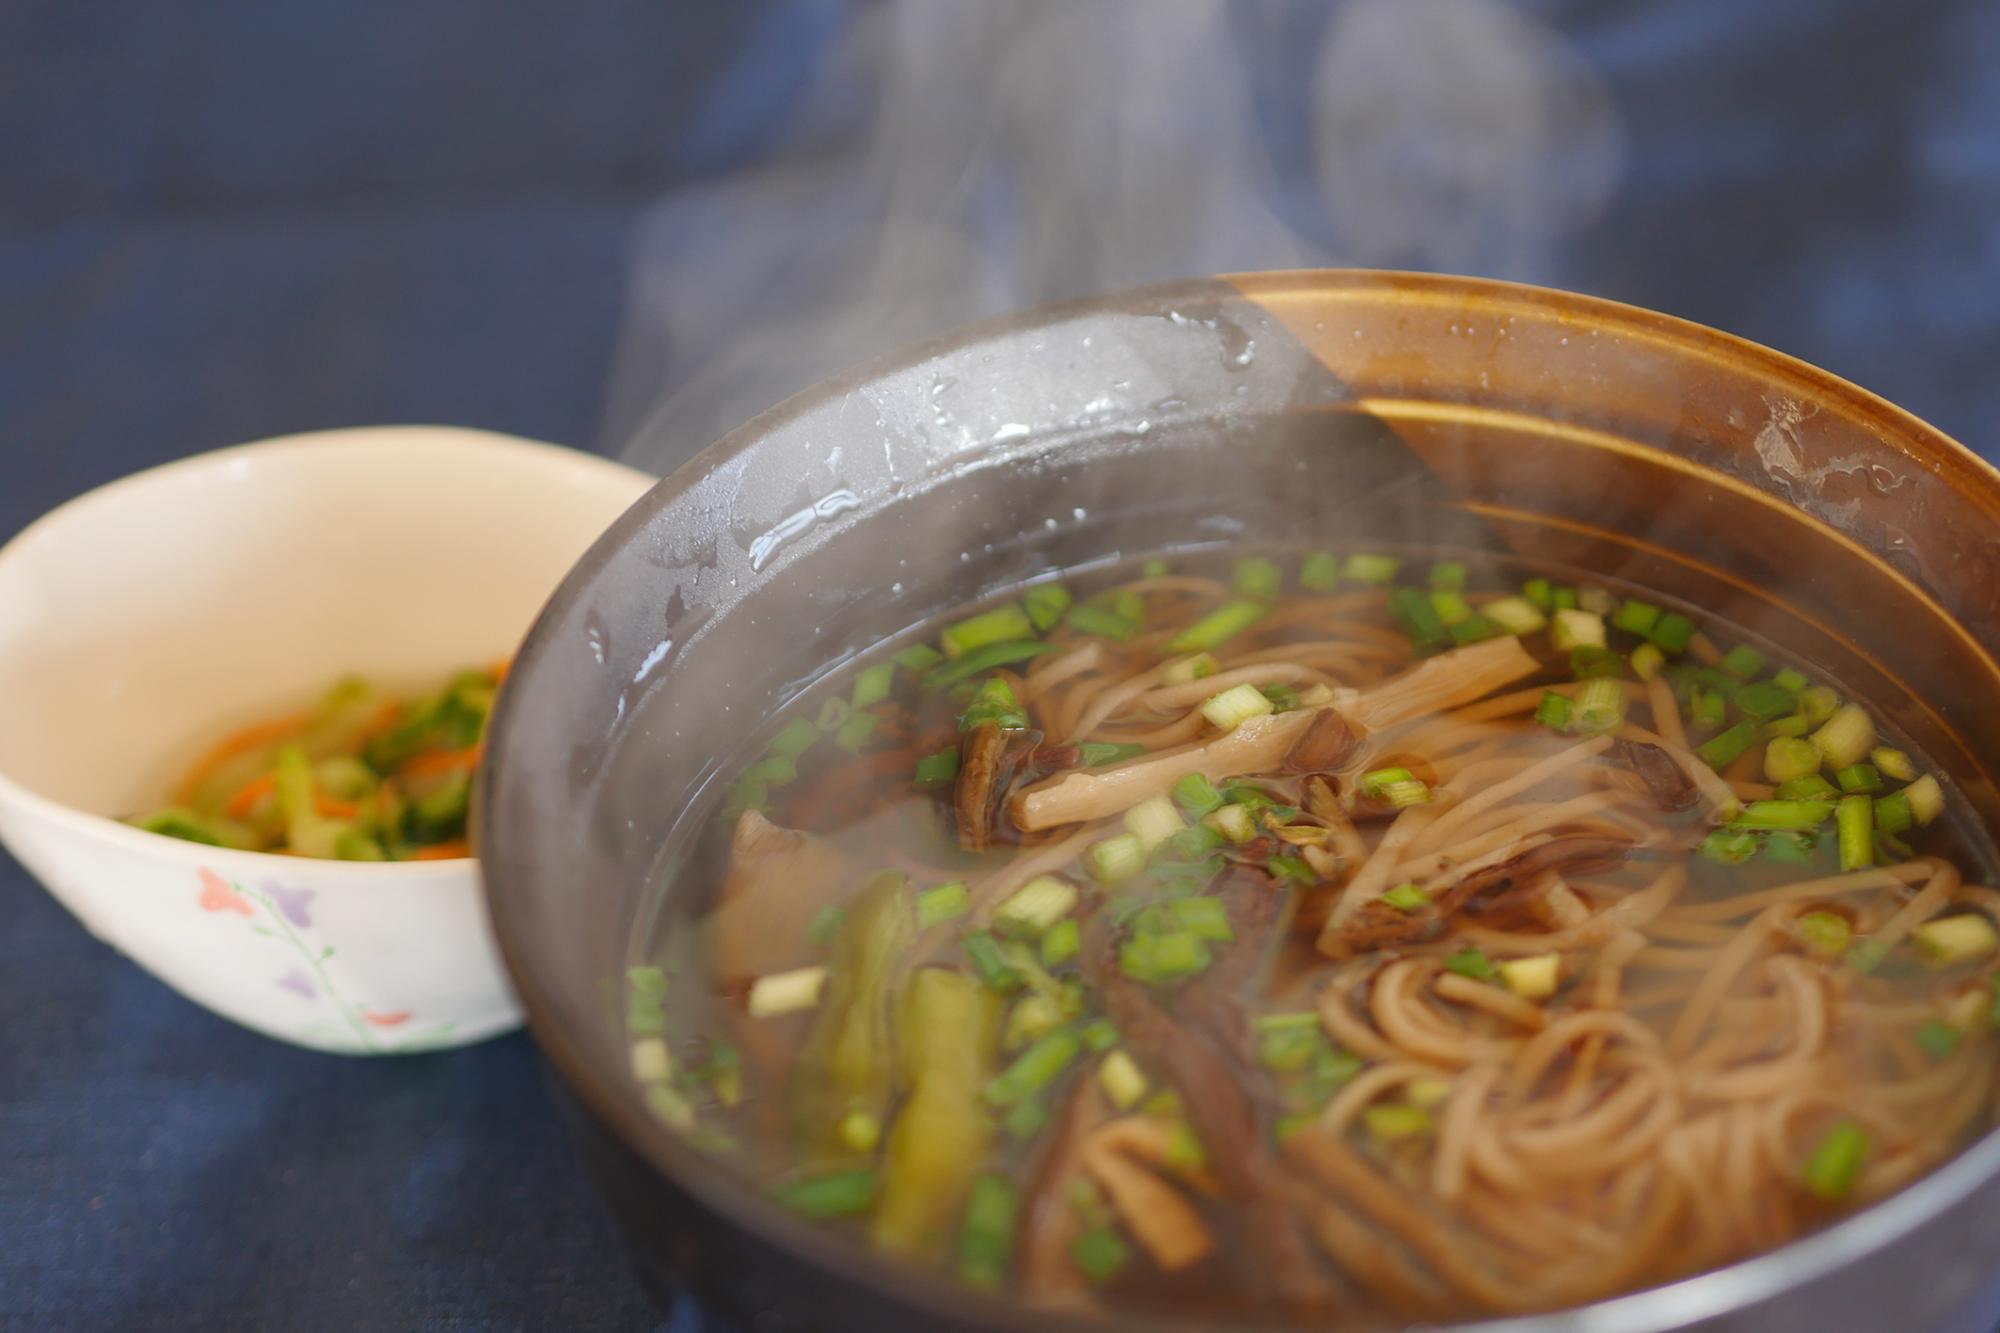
left=626, top=549, right=1998, bottom=1327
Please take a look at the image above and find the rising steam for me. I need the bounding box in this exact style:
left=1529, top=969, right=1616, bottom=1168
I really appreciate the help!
left=604, top=0, right=1623, bottom=471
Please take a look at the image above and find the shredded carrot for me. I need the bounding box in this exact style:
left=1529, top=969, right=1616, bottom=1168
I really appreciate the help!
left=223, top=773, right=277, bottom=819
left=399, top=744, right=482, bottom=779
left=175, top=713, right=310, bottom=804
left=410, top=839, right=472, bottom=861
left=360, top=698, right=404, bottom=740
left=316, top=795, right=359, bottom=819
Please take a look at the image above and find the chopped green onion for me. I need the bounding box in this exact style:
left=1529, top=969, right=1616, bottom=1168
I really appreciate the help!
left=1023, top=582, right=1073, bottom=632
left=1701, top=828, right=1758, bottom=865
left=1161, top=823, right=1225, bottom=861
left=1611, top=599, right=1662, bottom=635
left=1040, top=919, right=1081, bottom=968
left=1570, top=677, right=1626, bottom=734
left=1087, top=834, right=1146, bottom=886
left=1731, top=800, right=1833, bottom=832
left=1172, top=773, right=1224, bottom=818
left=1341, top=553, right=1400, bottom=584
left=1763, top=831, right=1817, bottom=864
left=1205, top=803, right=1256, bottom=844
left=1772, top=667, right=1809, bottom=693
left=914, top=747, right=960, bottom=786
left=1233, top=557, right=1283, bottom=601
left=1258, top=1024, right=1322, bottom=1073
left=1298, top=550, right=1339, bottom=591
left=942, top=604, right=1035, bottom=659
left=1119, top=930, right=1213, bottom=985
left=1268, top=854, right=1318, bottom=886
left=963, top=931, right=1024, bottom=993
left=894, top=643, right=945, bottom=671
left=1165, top=599, right=1266, bottom=653
left=1444, top=947, right=1497, bottom=981
left=959, top=677, right=1028, bottom=732
left=1812, top=704, right=1876, bottom=772
left=1499, top=954, right=1562, bottom=999
left=1166, top=896, right=1236, bottom=941
left=1363, top=1104, right=1433, bottom=1142
left=626, top=964, right=668, bottom=999
left=1795, top=685, right=1839, bottom=725
left=1689, top=687, right=1727, bottom=731
left=1254, top=1010, right=1321, bottom=1031
left=1734, top=679, right=1799, bottom=722
left=1550, top=608, right=1606, bottom=652
left=1763, top=714, right=1812, bottom=739
left=957, top=1176, right=1018, bottom=1289
left=1448, top=615, right=1499, bottom=646
left=813, top=697, right=853, bottom=734
left=779, top=1169, right=878, bottom=1218
left=807, top=905, right=846, bottom=945
left=740, top=754, right=798, bottom=787
left=1836, top=763, right=1883, bottom=795
left=916, top=881, right=970, bottom=928
left=1064, top=604, right=1139, bottom=640
left=1523, top=577, right=1553, bottom=610
left=1428, top=560, right=1467, bottom=592
left=996, top=876, right=1078, bottom=937
left=1871, top=747, right=1917, bottom=782
left=1777, top=773, right=1839, bottom=801
left=1534, top=690, right=1574, bottom=730
left=1069, top=1226, right=1130, bottom=1284
left=833, top=711, right=879, bottom=753
left=1387, top=587, right=1448, bottom=655
left=1845, top=938, right=1889, bottom=974
left=1079, top=1019, right=1119, bottom=1052
left=1570, top=645, right=1623, bottom=681
left=1077, top=741, right=1145, bottom=767
left=1550, top=586, right=1579, bottom=612
left=1630, top=642, right=1666, bottom=681
left=1577, top=586, right=1617, bottom=616
left=1110, top=590, right=1145, bottom=624
left=1913, top=915, right=1999, bottom=968
left=1836, top=795, right=1874, bottom=873
left=924, top=640, right=1061, bottom=687
left=1481, top=595, right=1546, bottom=635
left=850, top=663, right=895, bottom=711
left=1098, top=1050, right=1149, bottom=1109
left=1795, top=910, right=1851, bottom=958
left=1648, top=612, right=1696, bottom=653
left=984, top=1029, right=1082, bottom=1107
left=1876, top=830, right=1914, bottom=864
left=1141, top=558, right=1170, bottom=579
left=1429, top=589, right=1473, bottom=625
left=747, top=965, right=828, bottom=1017
left=1004, top=993, right=1066, bottom=1052
left=1915, top=1020, right=1962, bottom=1061
left=1381, top=883, right=1430, bottom=913
left=1697, top=719, right=1761, bottom=770
left=1160, top=652, right=1219, bottom=685
left=1002, top=1099, right=1049, bottom=1141
left=768, top=717, right=822, bottom=757
left=1802, top=1122, right=1869, bottom=1201
left=1199, top=681, right=1276, bottom=731
left=1720, top=644, right=1766, bottom=679
left=1765, top=737, right=1822, bottom=785
left=1124, top=795, right=1184, bottom=852
left=1905, top=775, right=1945, bottom=826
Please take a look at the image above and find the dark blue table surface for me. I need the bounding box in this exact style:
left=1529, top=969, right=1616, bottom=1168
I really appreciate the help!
left=5, top=2, right=2000, bottom=1329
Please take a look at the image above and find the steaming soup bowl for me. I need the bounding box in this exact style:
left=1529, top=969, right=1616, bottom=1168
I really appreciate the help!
left=482, top=272, right=2000, bottom=1329
left=0, top=427, right=653, bottom=1054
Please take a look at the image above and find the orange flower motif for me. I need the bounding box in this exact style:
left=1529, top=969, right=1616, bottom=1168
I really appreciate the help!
left=360, top=1010, right=412, bottom=1027
left=196, top=867, right=253, bottom=916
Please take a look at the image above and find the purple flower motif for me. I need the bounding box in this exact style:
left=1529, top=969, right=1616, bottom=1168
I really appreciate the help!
left=262, top=882, right=316, bottom=928
left=276, top=967, right=317, bottom=1000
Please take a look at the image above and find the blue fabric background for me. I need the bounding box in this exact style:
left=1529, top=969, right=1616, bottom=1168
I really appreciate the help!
left=3, top=2, right=1998, bottom=1329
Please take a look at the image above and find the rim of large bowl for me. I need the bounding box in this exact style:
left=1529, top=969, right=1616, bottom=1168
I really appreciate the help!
left=480, top=269, right=2000, bottom=1333
left=0, top=425, right=654, bottom=876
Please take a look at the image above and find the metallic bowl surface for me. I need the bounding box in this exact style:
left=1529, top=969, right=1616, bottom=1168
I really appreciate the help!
left=479, top=271, right=2000, bottom=1332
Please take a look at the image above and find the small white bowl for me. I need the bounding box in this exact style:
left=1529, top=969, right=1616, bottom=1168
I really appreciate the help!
left=0, top=427, right=653, bottom=1054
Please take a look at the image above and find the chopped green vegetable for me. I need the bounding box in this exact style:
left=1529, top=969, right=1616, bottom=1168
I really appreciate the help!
left=1087, top=834, right=1146, bottom=885
left=1064, top=604, right=1139, bottom=640
left=1812, top=704, right=1877, bottom=772
left=1697, top=719, right=1760, bottom=770
left=916, top=882, right=971, bottom=929
left=791, top=873, right=914, bottom=1150
left=1381, top=883, right=1430, bottom=912
left=1550, top=586, right=1579, bottom=612
left=923, top=640, right=1061, bottom=688
left=1200, top=681, right=1276, bottom=731
left=1915, top=1020, right=1962, bottom=1062
left=1765, top=737, right=1822, bottom=785
left=1079, top=1019, right=1119, bottom=1052
left=1648, top=612, right=1696, bottom=653
left=1523, top=577, right=1553, bottom=610
left=768, top=717, right=822, bottom=757
left=1069, top=1226, right=1131, bottom=1284
left=1445, top=947, right=1498, bottom=981
left=942, top=604, right=1035, bottom=659
left=959, top=677, right=1028, bottom=732
left=1534, top=690, right=1574, bottom=730
left=1611, top=599, right=1662, bottom=635
left=1763, top=831, right=1817, bottom=864
left=1836, top=795, right=1874, bottom=873
left=1298, top=551, right=1339, bottom=591
left=833, top=711, right=879, bottom=753
left=1448, top=615, right=1499, bottom=646
left=995, top=876, right=1078, bottom=937
left=1570, top=677, right=1626, bottom=734
left=914, top=747, right=960, bottom=786
left=983, top=1028, right=1082, bottom=1107
left=1428, top=560, right=1467, bottom=592
left=1905, top=775, right=1945, bottom=826
left=1835, top=763, right=1883, bottom=795
left=1795, top=910, right=1851, bottom=958
left=1340, top=553, right=1400, bottom=584
left=1268, top=854, right=1317, bottom=886
left=1141, top=558, right=1170, bottom=578
left=1233, top=557, right=1283, bottom=601
left=1040, top=919, right=1081, bottom=968
left=1363, top=1104, right=1434, bottom=1142
left=1165, top=599, right=1267, bottom=653
left=1871, top=747, right=1917, bottom=782
left=1734, top=679, right=1799, bottom=722
left=1387, top=586, right=1448, bottom=655
left=1873, top=791, right=1914, bottom=835
left=1777, top=773, right=1840, bottom=801
left=957, top=1176, right=1019, bottom=1290
left=1801, top=1121, right=1869, bottom=1201
left=1172, top=773, right=1224, bottom=818
left=808, top=905, right=847, bottom=946
left=1258, top=1024, right=1321, bottom=1073
left=1720, top=644, right=1766, bottom=679
left=1023, top=582, right=1073, bottom=632
left=963, top=931, right=1024, bottom=993
left=1429, top=589, right=1473, bottom=625
left=1119, top=930, right=1213, bottom=985
left=1730, top=800, right=1833, bottom=831
left=1701, top=828, right=1759, bottom=865
left=1123, top=795, right=1184, bottom=852
left=1630, top=642, right=1667, bottom=681
left=779, top=1169, right=878, bottom=1218
left=1772, top=667, right=1809, bottom=693
left=894, top=643, right=945, bottom=671
left=1002, top=1099, right=1049, bottom=1141
left=1077, top=741, right=1145, bottom=767
left=850, top=663, right=895, bottom=711
left=1481, top=595, right=1546, bottom=635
